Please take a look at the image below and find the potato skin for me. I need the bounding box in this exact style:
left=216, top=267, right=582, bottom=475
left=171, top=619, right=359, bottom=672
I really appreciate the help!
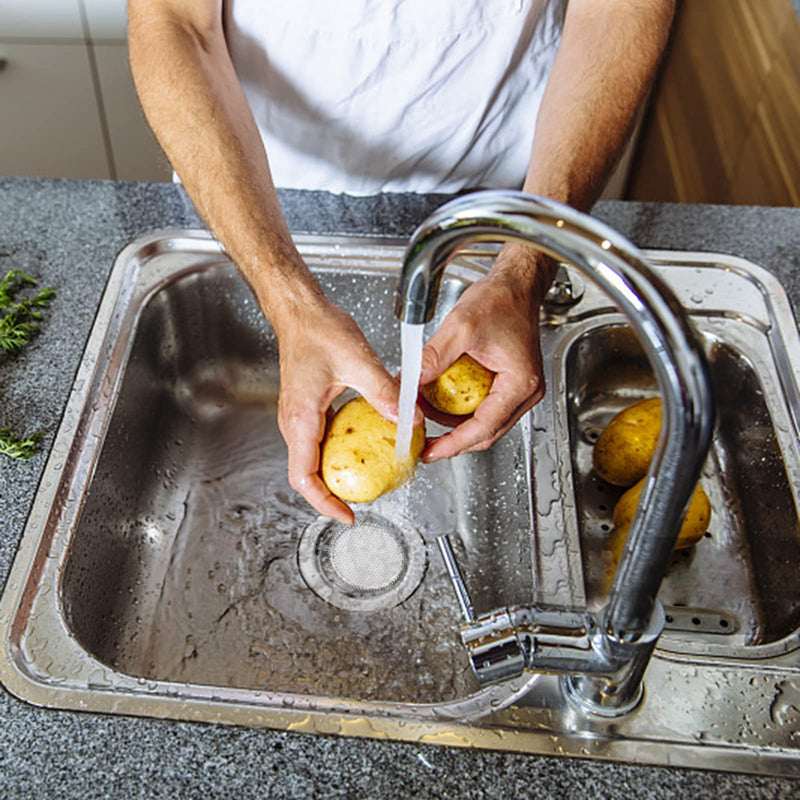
left=421, top=354, right=494, bottom=416
left=613, top=476, right=712, bottom=550
left=592, top=397, right=662, bottom=486
left=321, top=397, right=425, bottom=503
left=601, top=477, right=712, bottom=591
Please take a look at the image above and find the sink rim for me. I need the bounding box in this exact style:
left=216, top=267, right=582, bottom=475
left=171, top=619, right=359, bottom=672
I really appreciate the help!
left=2, top=229, right=800, bottom=778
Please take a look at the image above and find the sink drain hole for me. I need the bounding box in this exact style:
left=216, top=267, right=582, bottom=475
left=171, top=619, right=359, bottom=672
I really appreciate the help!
left=298, top=513, right=428, bottom=612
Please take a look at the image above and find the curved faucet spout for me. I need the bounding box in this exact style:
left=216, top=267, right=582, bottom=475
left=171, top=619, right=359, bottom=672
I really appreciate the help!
left=397, top=190, right=715, bottom=714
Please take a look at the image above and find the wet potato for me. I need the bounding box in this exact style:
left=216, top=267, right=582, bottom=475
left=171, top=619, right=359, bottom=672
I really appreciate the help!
left=613, top=476, right=712, bottom=550
left=592, top=397, right=662, bottom=486
left=421, top=354, right=494, bottom=416
left=321, top=397, right=425, bottom=503
left=600, top=478, right=712, bottom=592
left=594, top=396, right=713, bottom=589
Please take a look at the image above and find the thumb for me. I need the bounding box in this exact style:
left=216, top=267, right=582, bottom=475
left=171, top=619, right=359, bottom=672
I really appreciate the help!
left=420, top=323, right=471, bottom=385
left=360, top=364, right=427, bottom=428
left=353, top=363, right=403, bottom=420
left=364, top=373, right=401, bottom=420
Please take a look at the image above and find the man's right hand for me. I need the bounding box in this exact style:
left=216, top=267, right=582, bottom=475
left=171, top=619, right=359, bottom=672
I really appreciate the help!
left=272, top=294, right=410, bottom=525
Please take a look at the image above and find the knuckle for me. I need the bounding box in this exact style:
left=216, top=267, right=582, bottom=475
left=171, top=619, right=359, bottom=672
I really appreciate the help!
left=464, top=422, right=502, bottom=453
left=278, top=400, right=315, bottom=437
left=375, top=371, right=399, bottom=402
left=420, top=343, right=442, bottom=373
left=277, top=411, right=296, bottom=439
left=287, top=467, right=309, bottom=493
left=527, top=373, right=546, bottom=400
left=468, top=437, right=495, bottom=453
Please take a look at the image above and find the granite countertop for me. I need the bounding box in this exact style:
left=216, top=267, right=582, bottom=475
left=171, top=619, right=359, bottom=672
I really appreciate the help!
left=1, top=176, right=800, bottom=798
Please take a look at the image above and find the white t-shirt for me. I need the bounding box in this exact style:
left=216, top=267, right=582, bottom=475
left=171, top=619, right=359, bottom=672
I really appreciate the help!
left=223, top=0, right=567, bottom=194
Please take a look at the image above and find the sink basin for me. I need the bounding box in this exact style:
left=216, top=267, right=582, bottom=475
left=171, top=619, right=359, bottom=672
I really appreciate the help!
left=2, top=231, right=800, bottom=776
left=569, top=325, right=800, bottom=653
left=57, top=239, right=534, bottom=709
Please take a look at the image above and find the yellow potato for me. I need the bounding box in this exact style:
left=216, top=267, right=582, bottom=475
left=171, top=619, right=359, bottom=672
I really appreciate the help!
left=592, top=397, right=662, bottom=486
left=600, top=521, right=632, bottom=594
left=600, top=478, right=712, bottom=592
left=321, top=397, right=425, bottom=503
left=613, top=476, right=712, bottom=550
left=421, top=354, right=494, bottom=416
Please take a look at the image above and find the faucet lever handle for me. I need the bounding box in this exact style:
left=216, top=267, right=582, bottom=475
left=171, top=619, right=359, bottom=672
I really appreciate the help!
left=436, top=534, right=476, bottom=624
left=543, top=264, right=585, bottom=309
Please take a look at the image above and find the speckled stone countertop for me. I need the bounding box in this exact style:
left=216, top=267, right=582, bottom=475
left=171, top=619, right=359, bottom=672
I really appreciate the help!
left=1, top=176, right=799, bottom=799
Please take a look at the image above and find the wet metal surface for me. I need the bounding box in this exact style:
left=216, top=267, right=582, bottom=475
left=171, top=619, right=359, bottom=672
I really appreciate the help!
left=1, top=232, right=799, bottom=776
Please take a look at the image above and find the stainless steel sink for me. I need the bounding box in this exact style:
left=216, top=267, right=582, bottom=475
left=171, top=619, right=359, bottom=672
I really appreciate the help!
left=2, top=231, right=799, bottom=776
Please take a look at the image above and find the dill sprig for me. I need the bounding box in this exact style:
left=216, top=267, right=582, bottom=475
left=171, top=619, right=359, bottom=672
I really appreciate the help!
left=0, top=268, right=57, bottom=461
left=0, top=426, right=44, bottom=460
left=0, top=269, right=35, bottom=305
left=0, top=269, right=57, bottom=358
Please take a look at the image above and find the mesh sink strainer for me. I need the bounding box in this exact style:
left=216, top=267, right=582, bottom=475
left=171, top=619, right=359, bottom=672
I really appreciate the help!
left=298, top=512, right=428, bottom=612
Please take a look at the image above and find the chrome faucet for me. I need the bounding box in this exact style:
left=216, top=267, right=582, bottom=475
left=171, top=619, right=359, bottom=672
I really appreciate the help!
left=395, top=190, right=715, bottom=716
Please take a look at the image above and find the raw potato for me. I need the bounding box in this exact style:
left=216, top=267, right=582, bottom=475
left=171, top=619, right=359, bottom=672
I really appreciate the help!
left=321, top=397, right=425, bottom=503
left=421, top=354, right=494, bottom=416
left=592, top=397, right=662, bottom=486
left=612, top=476, right=712, bottom=550
left=600, top=478, right=712, bottom=591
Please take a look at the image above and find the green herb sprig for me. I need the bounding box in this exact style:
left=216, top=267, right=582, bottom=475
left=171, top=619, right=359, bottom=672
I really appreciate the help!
left=0, top=268, right=57, bottom=461
left=0, top=426, right=44, bottom=460
left=0, top=269, right=57, bottom=357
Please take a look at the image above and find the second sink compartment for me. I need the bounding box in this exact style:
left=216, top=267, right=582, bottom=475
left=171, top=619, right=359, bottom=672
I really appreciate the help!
left=566, top=323, right=800, bottom=653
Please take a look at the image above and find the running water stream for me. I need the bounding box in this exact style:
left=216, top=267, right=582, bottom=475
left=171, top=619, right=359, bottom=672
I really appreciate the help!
left=395, top=321, right=425, bottom=461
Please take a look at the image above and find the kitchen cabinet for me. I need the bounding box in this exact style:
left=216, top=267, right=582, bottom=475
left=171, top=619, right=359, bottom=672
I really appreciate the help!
left=0, top=0, right=83, bottom=39
left=0, top=0, right=170, bottom=181
left=82, top=0, right=127, bottom=41
left=93, top=44, right=170, bottom=181
left=627, top=0, right=800, bottom=205
left=0, top=42, right=109, bottom=179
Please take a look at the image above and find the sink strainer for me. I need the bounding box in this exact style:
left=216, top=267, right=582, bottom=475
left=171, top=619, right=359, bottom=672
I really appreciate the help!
left=298, top=513, right=428, bottom=612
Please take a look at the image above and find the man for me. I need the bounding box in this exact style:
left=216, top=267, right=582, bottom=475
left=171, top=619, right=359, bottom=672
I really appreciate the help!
left=128, top=0, right=675, bottom=524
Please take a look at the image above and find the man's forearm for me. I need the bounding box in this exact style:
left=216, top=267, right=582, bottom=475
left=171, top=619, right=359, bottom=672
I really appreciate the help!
left=127, top=1, right=323, bottom=330
left=524, top=0, right=675, bottom=211
left=493, top=0, right=675, bottom=301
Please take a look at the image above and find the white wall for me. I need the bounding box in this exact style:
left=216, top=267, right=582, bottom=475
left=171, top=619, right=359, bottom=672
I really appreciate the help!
left=0, top=0, right=171, bottom=181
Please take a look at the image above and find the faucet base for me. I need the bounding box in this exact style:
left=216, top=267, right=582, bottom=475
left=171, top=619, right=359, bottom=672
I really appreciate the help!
left=560, top=603, right=665, bottom=718
left=561, top=672, right=644, bottom=718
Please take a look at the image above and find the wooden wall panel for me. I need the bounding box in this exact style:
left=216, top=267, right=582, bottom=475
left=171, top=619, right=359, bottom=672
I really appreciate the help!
left=626, top=0, right=800, bottom=206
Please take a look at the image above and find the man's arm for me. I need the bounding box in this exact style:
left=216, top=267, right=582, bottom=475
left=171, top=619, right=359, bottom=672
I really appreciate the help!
left=128, top=0, right=405, bottom=524
left=420, top=0, right=675, bottom=462
left=523, top=0, right=675, bottom=209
